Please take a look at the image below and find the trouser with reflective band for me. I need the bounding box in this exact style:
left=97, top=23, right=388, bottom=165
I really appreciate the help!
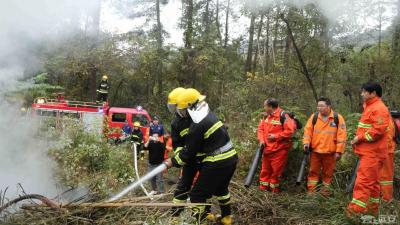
left=347, top=154, right=384, bottom=214
left=190, top=155, right=237, bottom=219
left=379, top=153, right=394, bottom=202
left=259, top=149, right=288, bottom=190
left=307, top=152, right=336, bottom=193
left=171, top=163, right=201, bottom=216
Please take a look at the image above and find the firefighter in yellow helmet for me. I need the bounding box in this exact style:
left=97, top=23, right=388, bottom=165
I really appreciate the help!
left=168, top=87, right=201, bottom=217
left=132, top=121, right=144, bottom=159
left=165, top=88, right=237, bottom=225
left=97, top=75, right=110, bottom=102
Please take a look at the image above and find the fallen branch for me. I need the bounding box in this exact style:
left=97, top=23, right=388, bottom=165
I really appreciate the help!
left=23, top=202, right=212, bottom=209
left=0, top=194, right=62, bottom=213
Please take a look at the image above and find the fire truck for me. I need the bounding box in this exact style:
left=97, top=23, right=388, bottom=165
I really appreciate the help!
left=31, top=94, right=151, bottom=142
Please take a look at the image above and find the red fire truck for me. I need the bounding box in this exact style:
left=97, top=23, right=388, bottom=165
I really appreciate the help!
left=31, top=95, right=151, bottom=142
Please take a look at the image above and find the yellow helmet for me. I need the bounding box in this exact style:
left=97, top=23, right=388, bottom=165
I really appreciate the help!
left=133, top=121, right=141, bottom=127
left=168, top=87, right=185, bottom=105
left=176, top=88, right=206, bottom=110
left=102, top=75, right=108, bottom=80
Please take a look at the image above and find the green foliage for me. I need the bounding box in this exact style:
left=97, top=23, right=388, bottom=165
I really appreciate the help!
left=48, top=119, right=134, bottom=195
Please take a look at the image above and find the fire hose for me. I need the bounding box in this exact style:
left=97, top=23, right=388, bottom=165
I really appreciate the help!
left=107, top=143, right=167, bottom=202
left=132, top=142, right=152, bottom=199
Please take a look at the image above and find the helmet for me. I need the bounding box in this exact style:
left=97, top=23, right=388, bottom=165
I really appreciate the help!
left=168, top=87, right=185, bottom=105
left=176, top=88, right=206, bottom=110
left=167, top=87, right=185, bottom=113
left=133, top=121, right=141, bottom=127
left=102, top=75, right=108, bottom=80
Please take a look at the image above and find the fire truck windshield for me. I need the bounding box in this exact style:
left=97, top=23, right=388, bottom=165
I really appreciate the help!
left=132, top=114, right=149, bottom=126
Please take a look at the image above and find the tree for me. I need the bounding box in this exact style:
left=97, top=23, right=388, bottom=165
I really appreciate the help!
left=245, top=13, right=256, bottom=74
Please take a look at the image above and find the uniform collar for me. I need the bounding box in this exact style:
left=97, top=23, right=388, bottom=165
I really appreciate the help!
left=365, top=96, right=380, bottom=106
left=270, top=107, right=282, bottom=117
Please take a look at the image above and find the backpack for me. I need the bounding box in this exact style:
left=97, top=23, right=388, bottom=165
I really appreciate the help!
left=391, top=111, right=400, bottom=144
left=311, top=112, right=339, bottom=129
left=280, top=111, right=303, bottom=130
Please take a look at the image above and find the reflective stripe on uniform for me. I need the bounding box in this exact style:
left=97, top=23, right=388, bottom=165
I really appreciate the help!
left=216, top=193, right=231, bottom=201
left=358, top=122, right=372, bottom=128
left=365, top=132, right=373, bottom=142
left=369, top=197, right=380, bottom=203
left=314, top=129, right=337, bottom=135
left=204, top=121, right=223, bottom=139
left=351, top=198, right=367, bottom=208
left=260, top=181, right=269, bottom=186
left=270, top=120, right=282, bottom=125
left=196, top=152, right=206, bottom=157
left=380, top=180, right=393, bottom=186
left=172, top=198, right=187, bottom=203
left=174, top=147, right=183, bottom=154
left=307, top=180, right=318, bottom=185
left=180, top=128, right=189, bottom=137
left=174, top=154, right=185, bottom=166
left=203, top=149, right=237, bottom=163
left=191, top=205, right=206, bottom=215
left=270, top=183, right=279, bottom=188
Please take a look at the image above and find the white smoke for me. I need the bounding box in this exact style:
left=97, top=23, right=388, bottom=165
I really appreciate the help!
left=0, top=0, right=101, bottom=202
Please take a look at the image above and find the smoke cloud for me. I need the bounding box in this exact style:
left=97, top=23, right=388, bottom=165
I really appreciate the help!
left=0, top=0, right=101, bottom=201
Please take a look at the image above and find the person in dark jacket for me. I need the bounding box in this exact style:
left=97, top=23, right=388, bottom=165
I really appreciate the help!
left=115, top=120, right=133, bottom=144
left=150, top=116, right=165, bottom=137
left=144, top=133, right=166, bottom=194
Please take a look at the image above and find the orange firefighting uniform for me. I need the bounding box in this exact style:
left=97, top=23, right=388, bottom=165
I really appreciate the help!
left=257, top=107, right=296, bottom=192
left=303, top=111, right=347, bottom=193
left=379, top=119, right=396, bottom=201
left=164, top=137, right=173, bottom=173
left=347, top=97, right=390, bottom=216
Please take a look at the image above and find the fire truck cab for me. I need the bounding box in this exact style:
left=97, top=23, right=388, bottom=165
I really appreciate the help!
left=107, top=106, right=151, bottom=142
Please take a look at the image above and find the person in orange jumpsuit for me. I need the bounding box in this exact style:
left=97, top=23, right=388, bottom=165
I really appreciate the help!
left=303, top=97, right=347, bottom=196
left=346, top=82, right=390, bottom=218
left=257, top=98, right=296, bottom=193
left=379, top=119, right=396, bottom=202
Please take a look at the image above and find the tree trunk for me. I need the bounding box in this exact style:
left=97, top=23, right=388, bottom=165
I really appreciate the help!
left=281, top=14, right=318, bottom=102
left=215, top=0, right=222, bottom=43
left=245, top=13, right=256, bottom=74
left=264, top=13, right=270, bottom=74
left=156, top=0, right=163, bottom=95
left=224, top=0, right=230, bottom=48
left=272, top=6, right=280, bottom=68
left=393, top=0, right=400, bottom=60
left=320, top=21, right=329, bottom=97
left=88, top=0, right=102, bottom=101
left=203, top=0, right=211, bottom=46
left=181, top=0, right=195, bottom=86
left=184, top=0, right=194, bottom=49
left=252, top=14, right=264, bottom=73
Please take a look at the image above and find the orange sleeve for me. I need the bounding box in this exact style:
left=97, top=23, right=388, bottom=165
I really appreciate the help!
left=303, top=115, right=314, bottom=144
left=358, top=109, right=389, bottom=143
left=336, top=114, right=347, bottom=153
left=276, top=114, right=296, bottom=141
left=257, top=119, right=265, bottom=143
